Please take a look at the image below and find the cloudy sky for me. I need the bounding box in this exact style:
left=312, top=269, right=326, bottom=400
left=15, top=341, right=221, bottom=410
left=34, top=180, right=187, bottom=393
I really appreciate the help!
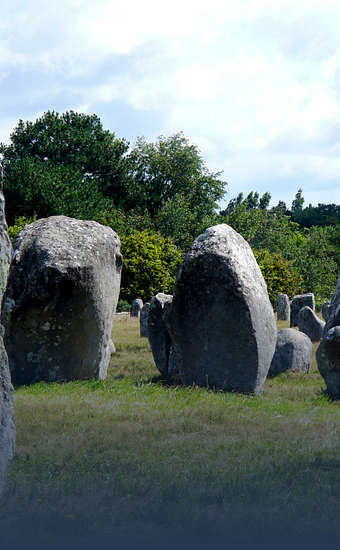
left=1, top=0, right=340, bottom=208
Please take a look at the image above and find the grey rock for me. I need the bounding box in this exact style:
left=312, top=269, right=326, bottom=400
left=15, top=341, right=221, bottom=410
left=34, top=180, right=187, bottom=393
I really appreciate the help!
left=140, top=303, right=150, bottom=338
left=298, top=306, right=325, bottom=342
left=0, top=184, right=11, bottom=310
left=0, top=334, right=15, bottom=496
left=322, top=301, right=331, bottom=321
left=0, top=179, right=15, bottom=496
left=276, top=293, right=290, bottom=321
left=148, top=293, right=173, bottom=377
left=268, top=328, right=312, bottom=377
left=166, top=224, right=277, bottom=394
left=290, top=293, right=315, bottom=327
left=130, top=298, right=143, bottom=318
left=2, top=215, right=122, bottom=385
left=317, top=276, right=340, bottom=398
left=109, top=339, right=116, bottom=354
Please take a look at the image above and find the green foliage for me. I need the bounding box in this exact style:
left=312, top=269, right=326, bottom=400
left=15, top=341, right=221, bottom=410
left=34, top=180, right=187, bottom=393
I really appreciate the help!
left=1, top=110, right=129, bottom=224
left=119, top=230, right=183, bottom=302
left=253, top=249, right=303, bottom=306
left=126, top=132, right=227, bottom=222
left=116, top=299, right=130, bottom=313
left=8, top=214, right=37, bottom=242
left=289, top=225, right=339, bottom=307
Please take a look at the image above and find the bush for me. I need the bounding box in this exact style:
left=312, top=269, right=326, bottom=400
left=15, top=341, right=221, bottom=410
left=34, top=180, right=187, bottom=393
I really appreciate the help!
left=120, top=230, right=183, bottom=303
left=8, top=215, right=37, bottom=242
left=116, top=299, right=130, bottom=313
left=253, top=249, right=303, bottom=307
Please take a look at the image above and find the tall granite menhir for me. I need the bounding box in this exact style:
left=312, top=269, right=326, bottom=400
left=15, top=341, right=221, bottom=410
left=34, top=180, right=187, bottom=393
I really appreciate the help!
left=167, top=224, right=277, bottom=394
left=0, top=178, right=15, bottom=496
left=317, top=276, right=340, bottom=398
left=2, top=216, right=122, bottom=385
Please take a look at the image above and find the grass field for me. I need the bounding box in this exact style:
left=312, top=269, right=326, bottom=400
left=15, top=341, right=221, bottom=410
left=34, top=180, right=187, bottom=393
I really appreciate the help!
left=1, top=315, right=340, bottom=546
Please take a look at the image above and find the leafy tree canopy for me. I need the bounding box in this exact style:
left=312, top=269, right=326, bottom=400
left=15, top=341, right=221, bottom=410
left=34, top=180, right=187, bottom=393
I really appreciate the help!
left=0, top=110, right=130, bottom=223
left=126, top=133, right=227, bottom=219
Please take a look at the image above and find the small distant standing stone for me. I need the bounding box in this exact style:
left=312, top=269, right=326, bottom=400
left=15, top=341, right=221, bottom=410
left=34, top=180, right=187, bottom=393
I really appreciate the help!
left=130, top=298, right=143, bottom=318
left=298, top=306, right=325, bottom=342
left=317, top=276, right=340, bottom=398
left=276, top=293, right=290, bottom=321
left=140, top=302, right=150, bottom=337
left=322, top=301, right=331, bottom=322
left=268, top=328, right=313, bottom=377
left=147, top=293, right=173, bottom=377
left=290, top=293, right=315, bottom=327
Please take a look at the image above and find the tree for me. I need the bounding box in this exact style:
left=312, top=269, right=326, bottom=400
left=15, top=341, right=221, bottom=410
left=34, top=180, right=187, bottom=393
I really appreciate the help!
left=126, top=133, right=227, bottom=219
left=1, top=111, right=129, bottom=223
left=291, top=188, right=305, bottom=223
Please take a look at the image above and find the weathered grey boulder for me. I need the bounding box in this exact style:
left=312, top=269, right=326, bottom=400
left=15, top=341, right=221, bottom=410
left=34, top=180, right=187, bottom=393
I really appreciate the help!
left=166, top=224, right=277, bottom=394
left=322, top=301, right=331, bottom=322
left=0, top=178, right=15, bottom=496
left=148, top=293, right=173, bottom=377
left=317, top=276, right=340, bottom=398
left=276, top=293, right=290, bottom=321
left=290, top=293, right=315, bottom=327
left=0, top=331, right=15, bottom=496
left=130, top=298, right=143, bottom=318
left=298, top=306, right=325, bottom=342
left=2, top=215, right=122, bottom=385
left=0, top=181, right=12, bottom=309
left=140, top=302, right=150, bottom=337
left=268, top=328, right=313, bottom=377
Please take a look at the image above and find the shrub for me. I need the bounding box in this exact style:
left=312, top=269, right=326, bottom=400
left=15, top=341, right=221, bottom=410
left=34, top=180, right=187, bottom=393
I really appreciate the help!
left=8, top=215, right=37, bottom=242
left=120, top=230, right=183, bottom=302
left=253, top=249, right=303, bottom=307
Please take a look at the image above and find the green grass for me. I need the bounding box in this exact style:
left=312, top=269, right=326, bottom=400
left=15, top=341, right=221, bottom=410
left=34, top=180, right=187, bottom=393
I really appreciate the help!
left=1, top=316, right=340, bottom=545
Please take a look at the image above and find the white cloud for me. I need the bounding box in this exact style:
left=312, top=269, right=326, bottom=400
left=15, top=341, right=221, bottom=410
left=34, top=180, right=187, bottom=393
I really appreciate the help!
left=1, top=0, right=340, bottom=205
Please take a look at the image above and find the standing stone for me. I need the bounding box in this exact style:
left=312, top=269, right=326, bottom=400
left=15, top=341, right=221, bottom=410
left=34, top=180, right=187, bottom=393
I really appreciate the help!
left=268, top=328, right=313, bottom=377
left=2, top=215, right=122, bottom=385
left=148, top=293, right=173, bottom=377
left=290, top=293, right=315, bottom=327
left=322, top=301, right=331, bottom=322
left=140, top=303, right=150, bottom=338
left=0, top=182, right=11, bottom=305
left=317, top=276, right=340, bottom=398
left=298, top=306, right=325, bottom=342
left=130, top=298, right=143, bottom=318
left=0, top=176, right=15, bottom=496
left=276, top=294, right=290, bottom=321
left=166, top=224, right=277, bottom=394
left=0, top=332, right=15, bottom=496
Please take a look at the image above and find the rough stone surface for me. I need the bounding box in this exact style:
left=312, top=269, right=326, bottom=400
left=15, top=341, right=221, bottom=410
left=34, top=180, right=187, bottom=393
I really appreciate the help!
left=268, top=328, right=313, bottom=377
left=140, top=303, right=150, bottom=338
left=0, top=181, right=12, bottom=309
left=298, top=306, right=325, bottom=342
left=322, top=301, right=331, bottom=321
left=0, top=179, right=15, bottom=496
left=290, top=293, right=315, bottom=327
left=130, top=298, right=143, bottom=318
left=317, top=276, right=340, bottom=398
left=166, top=224, right=277, bottom=394
left=276, top=293, right=290, bottom=321
left=0, top=332, right=15, bottom=496
left=2, top=215, right=122, bottom=385
left=147, top=293, right=173, bottom=377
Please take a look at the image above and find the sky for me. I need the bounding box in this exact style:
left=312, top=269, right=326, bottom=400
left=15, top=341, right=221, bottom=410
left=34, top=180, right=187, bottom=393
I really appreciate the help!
left=1, top=0, right=340, bottom=209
